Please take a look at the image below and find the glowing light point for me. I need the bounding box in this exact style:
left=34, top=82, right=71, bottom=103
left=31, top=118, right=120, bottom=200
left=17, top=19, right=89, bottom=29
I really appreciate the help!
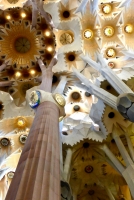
left=15, top=71, right=21, bottom=77
left=124, top=24, right=133, bottom=33
left=45, top=31, right=51, bottom=37
left=102, top=4, right=112, bottom=14
left=30, top=69, right=35, bottom=75
left=106, top=48, right=116, bottom=57
left=83, top=29, right=93, bottom=39
left=104, top=26, right=114, bottom=37
left=108, top=62, right=115, bottom=68
left=17, top=117, right=26, bottom=127
left=47, top=46, right=53, bottom=52
left=21, top=13, right=26, bottom=18
left=6, top=15, right=11, bottom=20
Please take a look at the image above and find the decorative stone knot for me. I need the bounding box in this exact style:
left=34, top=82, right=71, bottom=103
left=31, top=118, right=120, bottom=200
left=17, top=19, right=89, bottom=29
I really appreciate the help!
left=117, top=93, right=134, bottom=122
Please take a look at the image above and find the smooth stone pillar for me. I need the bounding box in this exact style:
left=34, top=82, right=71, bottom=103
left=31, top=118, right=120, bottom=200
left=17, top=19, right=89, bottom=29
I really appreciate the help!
left=63, top=148, right=73, bottom=182
left=5, top=101, right=60, bottom=200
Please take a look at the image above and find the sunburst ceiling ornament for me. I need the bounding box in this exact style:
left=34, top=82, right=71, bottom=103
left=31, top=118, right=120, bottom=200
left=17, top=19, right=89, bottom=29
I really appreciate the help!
left=66, top=86, right=82, bottom=104
left=0, top=7, right=55, bottom=69
left=64, top=51, right=83, bottom=71
left=0, top=0, right=26, bottom=10
left=0, top=21, right=41, bottom=67
left=80, top=8, right=99, bottom=56
left=58, top=2, right=76, bottom=21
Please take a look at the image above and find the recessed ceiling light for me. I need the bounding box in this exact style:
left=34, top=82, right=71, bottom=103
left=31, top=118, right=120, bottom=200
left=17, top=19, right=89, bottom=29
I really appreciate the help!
left=83, top=29, right=93, bottom=39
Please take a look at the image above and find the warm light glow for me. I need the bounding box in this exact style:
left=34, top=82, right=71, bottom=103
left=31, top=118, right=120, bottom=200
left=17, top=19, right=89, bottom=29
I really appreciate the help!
left=21, top=12, right=26, bottom=18
left=102, top=4, right=112, bottom=14
left=15, top=71, right=21, bottom=77
left=47, top=46, right=53, bottom=52
left=17, top=117, right=25, bottom=127
left=30, top=69, right=35, bottom=75
left=45, top=31, right=51, bottom=37
left=83, top=29, right=93, bottom=39
left=124, top=24, right=133, bottom=33
left=6, top=15, right=11, bottom=20
left=108, top=62, right=115, bottom=68
left=104, top=26, right=114, bottom=37
left=106, top=48, right=116, bottom=57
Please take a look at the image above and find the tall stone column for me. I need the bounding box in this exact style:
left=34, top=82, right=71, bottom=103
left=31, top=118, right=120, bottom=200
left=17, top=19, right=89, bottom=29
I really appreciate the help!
left=63, top=148, right=73, bottom=182
left=112, top=126, right=133, bottom=167
left=5, top=57, right=63, bottom=200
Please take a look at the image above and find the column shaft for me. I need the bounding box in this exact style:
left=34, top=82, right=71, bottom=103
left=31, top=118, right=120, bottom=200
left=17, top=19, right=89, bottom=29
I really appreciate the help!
left=101, top=144, right=125, bottom=173
left=112, top=127, right=133, bottom=166
left=125, top=133, right=134, bottom=162
left=6, top=101, right=60, bottom=200
left=63, top=148, right=73, bottom=182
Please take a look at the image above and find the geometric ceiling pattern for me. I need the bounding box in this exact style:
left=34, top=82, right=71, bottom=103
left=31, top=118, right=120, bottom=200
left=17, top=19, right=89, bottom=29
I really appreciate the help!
left=0, top=0, right=134, bottom=200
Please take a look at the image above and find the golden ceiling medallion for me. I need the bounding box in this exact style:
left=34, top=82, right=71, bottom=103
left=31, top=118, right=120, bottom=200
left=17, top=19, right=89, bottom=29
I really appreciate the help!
left=60, top=32, right=73, bottom=45
left=0, top=21, right=41, bottom=67
left=14, top=37, right=31, bottom=53
left=102, top=4, right=112, bottom=14
left=104, top=26, right=114, bottom=37
left=53, top=93, right=66, bottom=107
left=0, top=7, right=55, bottom=69
left=124, top=24, right=133, bottom=34
left=83, top=29, right=93, bottom=40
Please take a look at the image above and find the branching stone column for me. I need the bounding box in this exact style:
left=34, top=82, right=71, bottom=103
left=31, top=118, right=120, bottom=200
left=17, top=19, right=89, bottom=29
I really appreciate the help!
left=112, top=126, right=133, bottom=167
left=73, top=68, right=117, bottom=110
left=63, top=148, right=73, bottom=182
left=105, top=186, right=116, bottom=200
left=0, top=61, right=13, bottom=87
left=101, top=128, right=134, bottom=198
left=100, top=144, right=125, bottom=174
left=54, top=76, right=67, bottom=94
left=5, top=57, right=64, bottom=200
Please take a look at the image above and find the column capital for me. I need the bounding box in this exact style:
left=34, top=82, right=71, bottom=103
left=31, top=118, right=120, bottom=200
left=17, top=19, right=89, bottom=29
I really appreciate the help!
left=28, top=90, right=65, bottom=117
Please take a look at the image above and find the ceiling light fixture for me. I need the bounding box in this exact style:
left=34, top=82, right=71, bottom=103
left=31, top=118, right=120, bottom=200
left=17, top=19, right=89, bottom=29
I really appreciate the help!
left=104, top=26, right=114, bottom=37
left=108, top=62, right=115, bottom=68
left=15, top=71, right=21, bottom=77
left=106, top=48, right=116, bottom=57
left=30, top=69, right=35, bottom=75
left=6, top=15, right=11, bottom=20
left=102, top=4, right=112, bottom=14
left=124, top=24, right=133, bottom=34
left=17, top=117, right=26, bottom=127
left=21, top=12, right=26, bottom=18
left=83, top=29, right=93, bottom=39
left=47, top=46, right=53, bottom=52
left=45, top=31, right=51, bottom=37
